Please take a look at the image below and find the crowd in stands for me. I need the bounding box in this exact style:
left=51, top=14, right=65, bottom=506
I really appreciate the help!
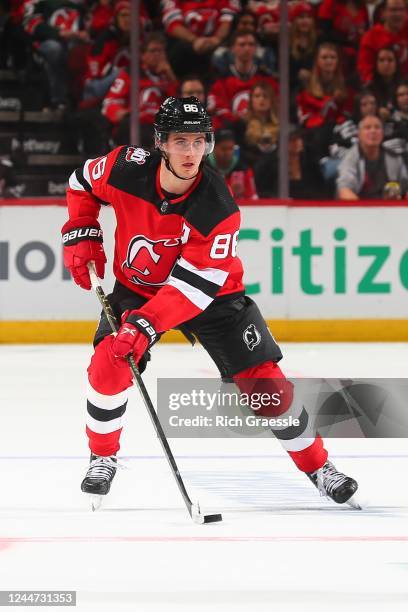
left=0, top=0, right=408, bottom=200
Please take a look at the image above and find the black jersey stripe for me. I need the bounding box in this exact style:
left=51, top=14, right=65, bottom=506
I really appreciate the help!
left=87, top=400, right=127, bottom=422
left=170, top=264, right=221, bottom=298
left=75, top=168, right=93, bottom=193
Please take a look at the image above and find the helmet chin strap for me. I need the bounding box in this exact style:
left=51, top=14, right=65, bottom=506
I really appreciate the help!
left=162, top=151, right=203, bottom=181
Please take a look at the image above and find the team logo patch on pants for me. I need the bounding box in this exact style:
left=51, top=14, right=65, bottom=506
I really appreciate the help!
left=243, top=324, right=261, bottom=351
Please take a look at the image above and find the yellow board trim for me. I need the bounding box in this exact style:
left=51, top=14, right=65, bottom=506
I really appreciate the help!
left=1, top=320, right=408, bottom=343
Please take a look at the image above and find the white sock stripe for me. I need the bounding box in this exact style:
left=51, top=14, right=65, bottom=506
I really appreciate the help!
left=277, top=434, right=316, bottom=452
left=177, top=257, right=228, bottom=286
left=168, top=276, right=213, bottom=310
left=87, top=382, right=128, bottom=410
left=86, top=414, right=124, bottom=434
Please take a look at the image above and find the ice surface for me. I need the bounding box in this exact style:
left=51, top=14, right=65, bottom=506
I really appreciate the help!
left=0, top=343, right=407, bottom=611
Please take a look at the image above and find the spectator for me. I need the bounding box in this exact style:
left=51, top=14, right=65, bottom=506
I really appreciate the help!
left=337, top=114, right=408, bottom=200
left=0, top=0, right=29, bottom=70
left=320, top=88, right=378, bottom=181
left=239, top=81, right=279, bottom=167
left=318, top=0, right=369, bottom=72
left=212, top=10, right=276, bottom=77
left=297, top=42, right=354, bottom=196
left=207, top=29, right=278, bottom=128
left=357, top=0, right=408, bottom=83
left=368, top=47, right=401, bottom=122
left=297, top=42, right=353, bottom=130
left=22, top=0, right=90, bottom=109
left=179, top=75, right=206, bottom=103
left=387, top=79, right=408, bottom=141
left=82, top=0, right=131, bottom=103
left=289, top=1, right=318, bottom=113
left=207, top=128, right=258, bottom=200
left=101, top=32, right=177, bottom=146
left=87, top=0, right=114, bottom=38
left=161, top=0, right=241, bottom=78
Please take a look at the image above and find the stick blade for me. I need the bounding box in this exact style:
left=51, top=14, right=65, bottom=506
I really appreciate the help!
left=202, top=513, right=223, bottom=524
left=191, top=503, right=222, bottom=525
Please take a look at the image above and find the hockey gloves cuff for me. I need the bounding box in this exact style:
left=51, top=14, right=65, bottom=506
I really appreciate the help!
left=112, top=311, right=158, bottom=364
left=62, top=216, right=107, bottom=290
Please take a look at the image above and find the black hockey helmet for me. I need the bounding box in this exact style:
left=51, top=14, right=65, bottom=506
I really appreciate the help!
left=154, top=96, right=214, bottom=155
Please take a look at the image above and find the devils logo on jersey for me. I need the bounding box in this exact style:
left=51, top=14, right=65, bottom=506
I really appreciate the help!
left=125, top=147, right=150, bottom=164
left=243, top=324, right=261, bottom=351
left=122, top=235, right=182, bottom=286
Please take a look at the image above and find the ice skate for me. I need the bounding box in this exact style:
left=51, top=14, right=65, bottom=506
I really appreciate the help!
left=307, top=460, right=360, bottom=509
left=81, top=453, right=117, bottom=511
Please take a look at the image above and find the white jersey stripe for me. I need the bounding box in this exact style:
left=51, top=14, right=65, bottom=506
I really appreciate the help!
left=168, top=276, right=213, bottom=310
left=83, top=158, right=95, bottom=188
left=68, top=171, right=85, bottom=192
left=278, top=436, right=316, bottom=452
left=87, top=382, right=128, bottom=411
left=177, top=256, right=228, bottom=286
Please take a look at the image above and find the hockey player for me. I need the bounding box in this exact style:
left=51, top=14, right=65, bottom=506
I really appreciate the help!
left=62, top=96, right=359, bottom=509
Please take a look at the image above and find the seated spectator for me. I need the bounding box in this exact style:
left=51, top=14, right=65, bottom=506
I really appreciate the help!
left=368, top=47, right=401, bottom=122
left=253, top=125, right=320, bottom=199
left=82, top=0, right=131, bottom=103
left=0, top=0, right=29, bottom=70
left=22, top=0, right=90, bottom=109
left=246, top=0, right=301, bottom=45
left=337, top=114, right=408, bottom=200
left=238, top=81, right=279, bottom=167
left=207, top=128, right=258, bottom=200
left=358, top=0, right=408, bottom=83
left=87, top=0, right=114, bottom=38
left=387, top=80, right=408, bottom=142
left=320, top=89, right=378, bottom=181
left=297, top=43, right=353, bottom=129
left=318, top=0, right=369, bottom=73
left=297, top=42, right=353, bottom=187
left=365, top=0, right=385, bottom=26
left=289, top=1, right=318, bottom=117
left=161, top=0, right=241, bottom=78
left=207, top=29, right=278, bottom=128
left=99, top=33, right=177, bottom=147
left=179, top=74, right=206, bottom=104
left=212, top=10, right=276, bottom=77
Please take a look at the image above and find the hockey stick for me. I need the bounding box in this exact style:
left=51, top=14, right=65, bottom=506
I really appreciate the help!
left=87, top=261, right=222, bottom=525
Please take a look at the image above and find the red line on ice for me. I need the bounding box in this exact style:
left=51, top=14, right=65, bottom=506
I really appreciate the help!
left=0, top=536, right=408, bottom=544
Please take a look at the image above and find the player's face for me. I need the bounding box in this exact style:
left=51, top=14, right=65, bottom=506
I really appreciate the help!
left=164, top=133, right=207, bottom=177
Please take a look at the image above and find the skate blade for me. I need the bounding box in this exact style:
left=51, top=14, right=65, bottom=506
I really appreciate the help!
left=89, top=494, right=104, bottom=511
left=346, top=493, right=362, bottom=510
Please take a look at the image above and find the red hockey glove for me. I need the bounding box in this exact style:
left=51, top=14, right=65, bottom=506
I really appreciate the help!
left=112, top=310, right=158, bottom=364
left=62, top=216, right=107, bottom=290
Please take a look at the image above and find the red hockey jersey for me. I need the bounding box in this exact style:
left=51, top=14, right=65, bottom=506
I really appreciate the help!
left=208, top=69, right=278, bottom=125
left=296, top=89, right=354, bottom=128
left=161, top=0, right=241, bottom=37
left=66, top=147, right=245, bottom=333
left=358, top=23, right=408, bottom=83
left=102, top=67, right=178, bottom=125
